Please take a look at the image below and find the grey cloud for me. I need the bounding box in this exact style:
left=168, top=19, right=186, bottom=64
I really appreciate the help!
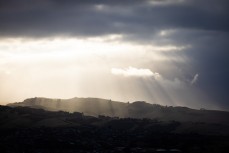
left=162, top=29, right=229, bottom=110
left=0, top=0, right=228, bottom=38
left=0, top=0, right=229, bottom=110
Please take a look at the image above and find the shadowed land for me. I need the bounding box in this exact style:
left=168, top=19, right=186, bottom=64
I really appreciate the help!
left=1, top=98, right=229, bottom=153
left=8, top=97, right=229, bottom=124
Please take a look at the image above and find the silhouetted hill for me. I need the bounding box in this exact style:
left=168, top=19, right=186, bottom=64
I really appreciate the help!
left=8, top=97, right=229, bottom=124
left=8, top=97, right=127, bottom=117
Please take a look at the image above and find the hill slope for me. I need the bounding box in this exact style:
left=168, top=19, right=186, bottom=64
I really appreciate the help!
left=8, top=97, right=229, bottom=124
left=1, top=105, right=229, bottom=153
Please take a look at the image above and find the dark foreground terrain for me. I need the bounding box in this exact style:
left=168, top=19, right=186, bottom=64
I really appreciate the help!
left=0, top=105, right=229, bottom=153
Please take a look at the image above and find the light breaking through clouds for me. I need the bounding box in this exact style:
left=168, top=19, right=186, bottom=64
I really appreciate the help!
left=0, top=0, right=228, bottom=110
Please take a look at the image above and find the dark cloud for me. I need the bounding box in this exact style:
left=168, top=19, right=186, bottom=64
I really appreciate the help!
left=0, top=0, right=228, bottom=37
left=0, top=0, right=229, bottom=109
left=160, top=29, right=229, bottom=110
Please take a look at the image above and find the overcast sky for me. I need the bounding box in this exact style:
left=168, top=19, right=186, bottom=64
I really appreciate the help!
left=0, top=0, right=229, bottom=110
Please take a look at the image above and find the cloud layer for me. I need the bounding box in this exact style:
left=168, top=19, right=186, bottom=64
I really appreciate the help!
left=0, top=0, right=229, bottom=110
left=0, top=0, right=228, bottom=38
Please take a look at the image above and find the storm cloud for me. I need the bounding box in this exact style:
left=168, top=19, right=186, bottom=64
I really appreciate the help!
left=0, top=0, right=229, bottom=110
left=0, top=0, right=228, bottom=38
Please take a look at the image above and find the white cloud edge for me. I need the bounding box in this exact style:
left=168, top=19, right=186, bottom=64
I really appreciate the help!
left=111, top=67, right=160, bottom=78
left=191, top=73, right=199, bottom=85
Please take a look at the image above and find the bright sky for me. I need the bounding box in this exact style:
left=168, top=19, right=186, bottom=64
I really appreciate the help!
left=0, top=35, right=215, bottom=109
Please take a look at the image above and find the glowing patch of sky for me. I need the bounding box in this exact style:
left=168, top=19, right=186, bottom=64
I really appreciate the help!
left=0, top=35, right=216, bottom=110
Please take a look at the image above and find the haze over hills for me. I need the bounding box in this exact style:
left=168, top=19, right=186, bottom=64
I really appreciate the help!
left=3, top=98, right=229, bottom=152
left=1, top=105, right=229, bottom=153
left=8, top=97, right=229, bottom=124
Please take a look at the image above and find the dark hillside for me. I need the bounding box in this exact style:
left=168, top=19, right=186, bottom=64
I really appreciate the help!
left=8, top=97, right=229, bottom=124
left=0, top=105, right=229, bottom=153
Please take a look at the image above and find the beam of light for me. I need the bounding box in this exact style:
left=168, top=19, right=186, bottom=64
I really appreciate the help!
left=0, top=35, right=214, bottom=110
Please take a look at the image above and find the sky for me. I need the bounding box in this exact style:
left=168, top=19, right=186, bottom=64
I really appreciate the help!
left=0, top=0, right=229, bottom=110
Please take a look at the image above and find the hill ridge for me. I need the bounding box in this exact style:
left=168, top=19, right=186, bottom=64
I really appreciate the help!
left=7, top=97, right=229, bottom=124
